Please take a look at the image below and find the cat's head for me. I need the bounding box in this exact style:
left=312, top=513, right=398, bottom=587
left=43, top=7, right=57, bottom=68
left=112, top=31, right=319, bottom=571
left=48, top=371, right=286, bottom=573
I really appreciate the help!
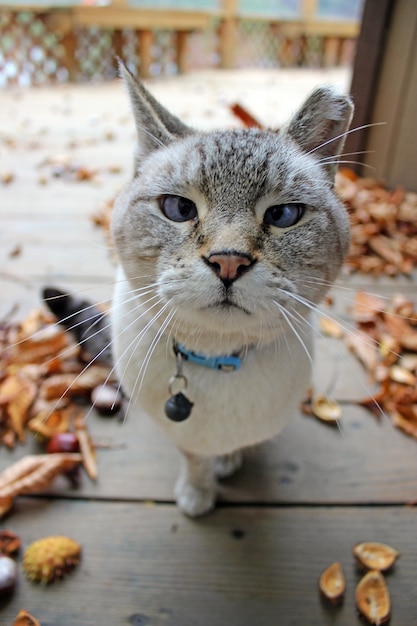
left=113, top=63, right=353, bottom=351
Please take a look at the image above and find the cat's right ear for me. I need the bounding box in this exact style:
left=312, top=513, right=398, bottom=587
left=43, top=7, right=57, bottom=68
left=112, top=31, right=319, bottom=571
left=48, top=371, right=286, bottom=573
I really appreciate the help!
left=284, top=86, right=354, bottom=179
left=118, top=59, right=192, bottom=159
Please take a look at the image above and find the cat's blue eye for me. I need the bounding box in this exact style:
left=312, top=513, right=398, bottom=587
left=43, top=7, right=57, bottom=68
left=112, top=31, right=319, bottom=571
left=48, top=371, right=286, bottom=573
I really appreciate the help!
left=159, top=195, right=197, bottom=222
left=263, top=203, right=305, bottom=228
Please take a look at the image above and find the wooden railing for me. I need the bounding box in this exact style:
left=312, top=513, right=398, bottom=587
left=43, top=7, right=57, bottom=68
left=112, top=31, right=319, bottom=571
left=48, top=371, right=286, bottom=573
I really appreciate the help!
left=2, top=0, right=361, bottom=79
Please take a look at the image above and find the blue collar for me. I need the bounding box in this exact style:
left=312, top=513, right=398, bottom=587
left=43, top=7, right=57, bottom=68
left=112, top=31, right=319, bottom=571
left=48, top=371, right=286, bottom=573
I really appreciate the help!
left=174, top=342, right=242, bottom=372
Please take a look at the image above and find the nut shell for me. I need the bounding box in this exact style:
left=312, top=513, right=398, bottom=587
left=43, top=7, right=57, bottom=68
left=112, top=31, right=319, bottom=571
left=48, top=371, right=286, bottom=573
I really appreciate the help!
left=319, top=561, right=346, bottom=604
left=23, top=535, right=81, bottom=584
left=13, top=609, right=41, bottom=626
left=353, top=541, right=400, bottom=571
left=312, top=395, right=342, bottom=423
left=355, top=570, right=390, bottom=625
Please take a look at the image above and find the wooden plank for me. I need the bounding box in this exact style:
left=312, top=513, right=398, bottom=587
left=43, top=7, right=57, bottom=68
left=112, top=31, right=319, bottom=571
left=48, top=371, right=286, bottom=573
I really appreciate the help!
left=138, top=29, right=153, bottom=79
left=218, top=0, right=238, bottom=69
left=344, top=0, right=393, bottom=171
left=362, top=0, right=417, bottom=185
left=0, top=501, right=415, bottom=625
left=381, top=6, right=417, bottom=190
left=47, top=7, right=212, bottom=31
left=1, top=348, right=417, bottom=506
left=176, top=30, right=188, bottom=74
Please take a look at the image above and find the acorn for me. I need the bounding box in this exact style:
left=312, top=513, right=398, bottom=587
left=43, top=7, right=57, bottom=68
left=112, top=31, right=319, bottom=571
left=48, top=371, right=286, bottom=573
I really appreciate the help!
left=23, top=535, right=81, bottom=584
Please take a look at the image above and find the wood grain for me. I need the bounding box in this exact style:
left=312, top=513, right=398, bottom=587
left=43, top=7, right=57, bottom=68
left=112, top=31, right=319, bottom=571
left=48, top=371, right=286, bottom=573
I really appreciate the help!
left=0, top=501, right=415, bottom=625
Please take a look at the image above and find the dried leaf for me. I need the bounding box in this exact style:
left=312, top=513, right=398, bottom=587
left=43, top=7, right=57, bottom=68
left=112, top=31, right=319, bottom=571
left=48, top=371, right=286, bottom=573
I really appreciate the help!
left=0, top=453, right=82, bottom=511
left=351, top=291, right=385, bottom=323
left=74, top=415, right=97, bottom=481
left=318, top=316, right=344, bottom=338
left=389, top=365, right=417, bottom=386
left=27, top=404, right=78, bottom=439
left=230, top=103, right=262, bottom=128
left=355, top=570, right=390, bottom=625
left=346, top=330, right=378, bottom=375
left=39, top=365, right=111, bottom=400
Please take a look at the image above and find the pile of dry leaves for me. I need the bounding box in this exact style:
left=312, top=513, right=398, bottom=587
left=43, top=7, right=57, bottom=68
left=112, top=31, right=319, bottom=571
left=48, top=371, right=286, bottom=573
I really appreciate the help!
left=0, top=307, right=114, bottom=517
left=347, top=291, right=417, bottom=439
left=336, top=168, right=417, bottom=276
left=313, top=291, right=417, bottom=443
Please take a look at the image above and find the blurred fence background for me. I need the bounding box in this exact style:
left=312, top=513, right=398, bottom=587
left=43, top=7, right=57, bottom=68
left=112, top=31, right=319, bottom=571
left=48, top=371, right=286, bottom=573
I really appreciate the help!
left=0, top=0, right=363, bottom=86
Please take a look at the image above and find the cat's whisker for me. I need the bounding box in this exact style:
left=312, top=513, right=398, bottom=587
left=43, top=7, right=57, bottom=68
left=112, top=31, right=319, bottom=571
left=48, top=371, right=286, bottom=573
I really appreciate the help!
left=306, top=122, right=386, bottom=157
left=318, top=150, right=374, bottom=162
left=129, top=307, right=177, bottom=408
left=115, top=301, right=174, bottom=423
left=280, top=287, right=402, bottom=361
left=40, top=293, right=165, bottom=424
left=277, top=289, right=401, bottom=430
left=79, top=295, right=169, bottom=422
left=299, top=278, right=417, bottom=323
left=333, top=160, right=377, bottom=170
left=273, top=300, right=314, bottom=367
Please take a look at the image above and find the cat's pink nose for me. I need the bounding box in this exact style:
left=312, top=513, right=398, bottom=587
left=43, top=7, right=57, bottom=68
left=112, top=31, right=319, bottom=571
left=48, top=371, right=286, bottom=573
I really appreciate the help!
left=205, top=252, right=254, bottom=284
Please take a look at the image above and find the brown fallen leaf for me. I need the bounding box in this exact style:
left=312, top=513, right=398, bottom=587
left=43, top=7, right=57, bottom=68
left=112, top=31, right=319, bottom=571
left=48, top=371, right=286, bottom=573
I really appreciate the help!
left=351, top=291, right=385, bottom=323
left=74, top=414, right=97, bottom=481
left=346, top=330, right=379, bottom=375
left=318, top=316, right=345, bottom=338
left=0, top=453, right=82, bottom=516
left=39, top=365, right=111, bottom=400
left=27, top=404, right=78, bottom=439
left=230, top=102, right=263, bottom=129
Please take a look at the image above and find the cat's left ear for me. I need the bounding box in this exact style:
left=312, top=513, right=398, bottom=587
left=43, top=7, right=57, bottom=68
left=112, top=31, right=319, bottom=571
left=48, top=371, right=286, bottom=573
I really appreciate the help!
left=285, top=87, right=354, bottom=179
left=118, top=59, right=192, bottom=159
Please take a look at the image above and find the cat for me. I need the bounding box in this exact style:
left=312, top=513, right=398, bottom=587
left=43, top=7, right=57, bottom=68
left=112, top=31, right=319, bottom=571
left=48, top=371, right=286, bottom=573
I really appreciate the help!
left=111, top=62, right=354, bottom=517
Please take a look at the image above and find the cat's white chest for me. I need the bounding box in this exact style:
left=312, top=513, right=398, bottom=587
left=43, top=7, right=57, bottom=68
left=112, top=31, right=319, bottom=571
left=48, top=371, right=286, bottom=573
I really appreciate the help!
left=112, top=272, right=312, bottom=457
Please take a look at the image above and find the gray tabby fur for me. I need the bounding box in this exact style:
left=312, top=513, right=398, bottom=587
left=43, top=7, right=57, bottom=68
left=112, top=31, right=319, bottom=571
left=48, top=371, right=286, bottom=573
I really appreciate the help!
left=111, top=62, right=354, bottom=517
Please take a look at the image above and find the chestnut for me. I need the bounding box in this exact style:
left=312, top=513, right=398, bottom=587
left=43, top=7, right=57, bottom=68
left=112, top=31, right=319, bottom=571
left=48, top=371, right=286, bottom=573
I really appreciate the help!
left=91, top=384, right=123, bottom=415
left=0, top=555, right=17, bottom=596
left=46, top=432, right=80, bottom=454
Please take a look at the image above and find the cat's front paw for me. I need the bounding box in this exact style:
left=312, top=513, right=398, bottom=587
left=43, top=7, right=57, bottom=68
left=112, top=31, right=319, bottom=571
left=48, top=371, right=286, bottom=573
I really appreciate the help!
left=175, top=481, right=216, bottom=518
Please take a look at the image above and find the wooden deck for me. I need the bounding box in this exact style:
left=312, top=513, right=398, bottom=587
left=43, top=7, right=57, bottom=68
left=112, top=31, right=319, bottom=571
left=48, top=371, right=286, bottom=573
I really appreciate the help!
left=1, top=68, right=416, bottom=625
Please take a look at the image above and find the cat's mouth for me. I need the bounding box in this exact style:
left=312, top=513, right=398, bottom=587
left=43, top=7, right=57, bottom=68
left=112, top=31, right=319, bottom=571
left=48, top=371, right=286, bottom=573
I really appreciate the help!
left=207, top=298, right=251, bottom=316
